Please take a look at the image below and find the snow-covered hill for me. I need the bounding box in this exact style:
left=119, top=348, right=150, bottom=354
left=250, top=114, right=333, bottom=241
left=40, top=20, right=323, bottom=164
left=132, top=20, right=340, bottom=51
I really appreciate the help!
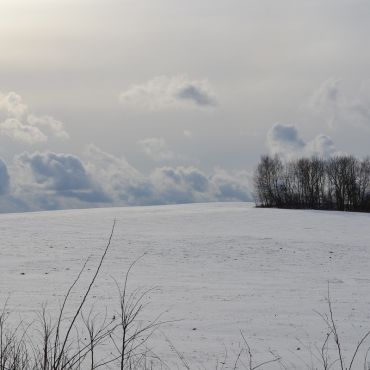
left=1, top=202, right=370, bottom=367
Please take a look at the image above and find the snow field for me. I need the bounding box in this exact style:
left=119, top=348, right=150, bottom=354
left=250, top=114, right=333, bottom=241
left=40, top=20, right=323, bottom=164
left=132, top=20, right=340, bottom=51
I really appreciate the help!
left=1, top=202, right=370, bottom=368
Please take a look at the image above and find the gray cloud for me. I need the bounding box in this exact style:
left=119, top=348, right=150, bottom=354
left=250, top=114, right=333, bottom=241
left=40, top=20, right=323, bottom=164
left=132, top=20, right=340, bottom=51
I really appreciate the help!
left=0, top=158, right=31, bottom=213
left=307, top=134, right=337, bottom=158
left=267, top=124, right=305, bottom=152
left=17, top=151, right=109, bottom=205
left=0, top=158, right=10, bottom=195
left=150, top=166, right=210, bottom=204
left=175, top=83, right=216, bottom=107
left=79, top=147, right=252, bottom=206
left=309, top=79, right=370, bottom=129
left=119, top=75, right=217, bottom=111
left=266, top=123, right=305, bottom=157
left=150, top=166, right=251, bottom=204
left=211, top=169, right=251, bottom=202
left=84, top=144, right=154, bottom=206
left=19, top=152, right=91, bottom=191
left=267, top=123, right=337, bottom=159
left=1, top=146, right=252, bottom=213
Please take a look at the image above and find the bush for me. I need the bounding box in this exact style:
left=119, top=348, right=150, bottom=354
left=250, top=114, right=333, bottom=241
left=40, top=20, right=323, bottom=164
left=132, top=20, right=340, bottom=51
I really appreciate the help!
left=0, top=222, right=164, bottom=370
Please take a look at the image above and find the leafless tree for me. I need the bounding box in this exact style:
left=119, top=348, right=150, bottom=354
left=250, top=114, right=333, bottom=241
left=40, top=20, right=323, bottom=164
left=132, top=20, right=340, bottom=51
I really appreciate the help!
left=254, top=154, right=370, bottom=212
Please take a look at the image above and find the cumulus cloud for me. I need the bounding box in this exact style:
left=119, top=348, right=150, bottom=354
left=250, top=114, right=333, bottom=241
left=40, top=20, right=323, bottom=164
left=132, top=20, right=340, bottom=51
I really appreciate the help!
left=84, top=146, right=252, bottom=206
left=306, top=134, right=336, bottom=158
left=211, top=169, right=251, bottom=202
left=0, top=118, right=47, bottom=144
left=16, top=151, right=109, bottom=206
left=27, top=115, right=69, bottom=140
left=0, top=157, right=32, bottom=213
left=267, top=123, right=337, bottom=159
left=150, top=166, right=210, bottom=203
left=85, top=144, right=141, bottom=180
left=19, top=152, right=92, bottom=191
left=119, top=75, right=217, bottom=111
left=0, top=145, right=253, bottom=213
left=150, top=166, right=251, bottom=204
left=0, top=91, right=69, bottom=144
left=0, top=91, right=27, bottom=118
left=84, top=144, right=152, bottom=204
left=138, top=137, right=174, bottom=161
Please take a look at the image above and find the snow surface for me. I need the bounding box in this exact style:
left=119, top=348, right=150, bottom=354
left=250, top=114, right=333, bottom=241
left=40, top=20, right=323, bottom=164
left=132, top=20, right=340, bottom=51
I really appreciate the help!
left=1, top=202, right=370, bottom=368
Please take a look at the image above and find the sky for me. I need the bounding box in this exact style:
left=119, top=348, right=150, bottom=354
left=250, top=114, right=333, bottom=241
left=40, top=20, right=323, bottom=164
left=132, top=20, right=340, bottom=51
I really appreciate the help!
left=1, top=0, right=370, bottom=212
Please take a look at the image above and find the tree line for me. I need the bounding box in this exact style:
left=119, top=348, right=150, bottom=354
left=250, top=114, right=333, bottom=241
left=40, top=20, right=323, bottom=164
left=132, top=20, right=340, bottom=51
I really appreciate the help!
left=254, top=154, right=370, bottom=212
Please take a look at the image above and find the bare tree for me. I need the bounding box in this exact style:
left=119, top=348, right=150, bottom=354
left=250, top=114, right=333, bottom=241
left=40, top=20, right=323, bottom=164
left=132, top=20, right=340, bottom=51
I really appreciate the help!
left=254, top=154, right=370, bottom=212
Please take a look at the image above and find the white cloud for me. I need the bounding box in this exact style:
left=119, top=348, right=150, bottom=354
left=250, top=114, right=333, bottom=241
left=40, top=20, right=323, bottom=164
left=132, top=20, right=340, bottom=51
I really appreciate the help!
left=0, top=91, right=27, bottom=118
left=138, top=137, right=174, bottom=161
left=85, top=144, right=140, bottom=180
left=0, top=91, right=69, bottom=144
left=267, top=123, right=337, bottom=159
left=119, top=75, right=217, bottom=111
left=27, top=115, right=69, bottom=140
left=0, top=118, right=47, bottom=144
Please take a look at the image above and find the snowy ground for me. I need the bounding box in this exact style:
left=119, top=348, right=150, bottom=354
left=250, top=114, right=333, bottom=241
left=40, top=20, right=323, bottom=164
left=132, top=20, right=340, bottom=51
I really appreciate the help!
left=1, top=202, right=370, bottom=368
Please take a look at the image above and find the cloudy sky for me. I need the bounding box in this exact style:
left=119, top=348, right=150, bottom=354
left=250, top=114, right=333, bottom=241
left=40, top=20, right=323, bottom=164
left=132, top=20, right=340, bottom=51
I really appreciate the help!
left=1, top=0, right=370, bottom=212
